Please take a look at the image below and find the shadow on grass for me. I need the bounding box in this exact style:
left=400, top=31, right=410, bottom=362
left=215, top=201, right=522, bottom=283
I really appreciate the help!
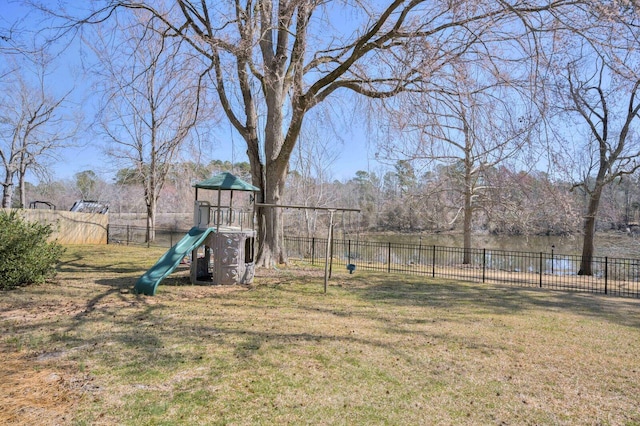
left=344, top=273, right=640, bottom=329
left=12, top=250, right=639, bottom=380
left=57, top=253, right=147, bottom=275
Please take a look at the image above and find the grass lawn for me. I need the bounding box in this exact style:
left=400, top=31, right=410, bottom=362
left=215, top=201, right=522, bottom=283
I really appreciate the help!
left=1, top=244, right=640, bottom=425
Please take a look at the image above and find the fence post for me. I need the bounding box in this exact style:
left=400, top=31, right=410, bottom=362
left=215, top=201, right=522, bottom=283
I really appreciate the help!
left=432, top=245, right=436, bottom=278
left=126, top=225, right=130, bottom=246
left=539, top=252, right=543, bottom=288
left=312, top=237, right=315, bottom=266
left=388, top=242, right=392, bottom=273
left=348, top=239, right=351, bottom=264
left=482, top=248, right=486, bottom=283
left=604, top=257, right=608, bottom=295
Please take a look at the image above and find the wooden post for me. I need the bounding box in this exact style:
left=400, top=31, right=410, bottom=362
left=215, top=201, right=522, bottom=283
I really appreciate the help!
left=216, top=188, right=222, bottom=230
left=324, top=210, right=335, bottom=294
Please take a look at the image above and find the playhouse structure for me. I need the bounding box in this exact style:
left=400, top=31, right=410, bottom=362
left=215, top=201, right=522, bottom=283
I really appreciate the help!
left=134, top=172, right=260, bottom=295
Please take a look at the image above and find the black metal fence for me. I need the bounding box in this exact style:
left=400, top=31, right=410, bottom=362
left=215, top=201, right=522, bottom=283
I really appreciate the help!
left=284, top=236, right=640, bottom=299
left=107, top=225, right=640, bottom=299
left=108, top=224, right=189, bottom=248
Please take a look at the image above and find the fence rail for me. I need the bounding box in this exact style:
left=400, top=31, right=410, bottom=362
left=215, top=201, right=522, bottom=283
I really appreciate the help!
left=107, top=225, right=640, bottom=299
left=108, top=224, right=189, bottom=248
left=283, top=236, right=640, bottom=299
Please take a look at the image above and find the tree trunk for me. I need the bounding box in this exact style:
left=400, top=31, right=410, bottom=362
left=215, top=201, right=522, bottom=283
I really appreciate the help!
left=463, top=124, right=473, bottom=265
left=18, top=169, right=26, bottom=208
left=146, top=202, right=156, bottom=244
left=143, top=175, right=157, bottom=243
left=578, top=187, right=603, bottom=276
left=304, top=209, right=316, bottom=239
left=2, top=169, right=14, bottom=208
left=256, top=167, right=288, bottom=267
left=463, top=187, right=473, bottom=264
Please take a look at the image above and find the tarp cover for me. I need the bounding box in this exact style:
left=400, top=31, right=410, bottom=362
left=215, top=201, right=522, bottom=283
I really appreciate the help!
left=193, top=172, right=260, bottom=192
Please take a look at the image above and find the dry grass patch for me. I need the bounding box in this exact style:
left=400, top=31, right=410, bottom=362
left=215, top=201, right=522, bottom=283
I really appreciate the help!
left=1, top=245, right=639, bottom=425
left=0, top=349, right=81, bottom=425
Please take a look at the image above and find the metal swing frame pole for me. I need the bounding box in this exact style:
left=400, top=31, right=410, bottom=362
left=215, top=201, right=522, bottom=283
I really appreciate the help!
left=324, top=209, right=336, bottom=294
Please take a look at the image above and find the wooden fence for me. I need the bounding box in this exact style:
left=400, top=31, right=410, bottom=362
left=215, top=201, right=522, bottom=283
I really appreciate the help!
left=2, top=209, right=108, bottom=244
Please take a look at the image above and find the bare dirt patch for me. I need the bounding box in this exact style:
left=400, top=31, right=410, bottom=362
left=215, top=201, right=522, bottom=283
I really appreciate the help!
left=0, top=257, right=254, bottom=425
left=0, top=349, right=84, bottom=425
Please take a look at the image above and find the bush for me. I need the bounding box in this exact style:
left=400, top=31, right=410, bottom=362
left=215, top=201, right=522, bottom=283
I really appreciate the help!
left=0, top=210, right=64, bottom=290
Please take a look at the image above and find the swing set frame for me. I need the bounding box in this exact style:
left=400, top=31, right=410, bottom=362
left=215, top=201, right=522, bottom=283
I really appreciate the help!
left=256, top=203, right=360, bottom=293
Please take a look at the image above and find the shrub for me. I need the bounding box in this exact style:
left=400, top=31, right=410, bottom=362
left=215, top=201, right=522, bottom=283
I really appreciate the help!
left=0, top=210, right=64, bottom=290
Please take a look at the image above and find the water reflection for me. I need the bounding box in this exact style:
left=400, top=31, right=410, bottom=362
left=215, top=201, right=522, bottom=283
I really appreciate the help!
left=547, top=256, right=576, bottom=275
left=364, top=232, right=640, bottom=259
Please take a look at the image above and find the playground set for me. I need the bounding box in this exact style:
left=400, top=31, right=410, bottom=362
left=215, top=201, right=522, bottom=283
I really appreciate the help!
left=134, top=172, right=360, bottom=296
left=134, top=173, right=260, bottom=295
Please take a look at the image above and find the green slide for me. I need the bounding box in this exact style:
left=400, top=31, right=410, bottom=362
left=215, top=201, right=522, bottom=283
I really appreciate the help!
left=134, top=227, right=214, bottom=295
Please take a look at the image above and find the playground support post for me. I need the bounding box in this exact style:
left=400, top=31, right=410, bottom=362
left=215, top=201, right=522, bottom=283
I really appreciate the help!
left=324, top=210, right=335, bottom=294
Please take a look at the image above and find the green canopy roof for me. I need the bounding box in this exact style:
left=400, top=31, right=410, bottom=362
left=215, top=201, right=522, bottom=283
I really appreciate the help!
left=193, top=172, right=260, bottom=192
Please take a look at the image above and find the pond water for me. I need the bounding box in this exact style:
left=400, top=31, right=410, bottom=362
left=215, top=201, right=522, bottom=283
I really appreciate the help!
left=359, top=231, right=640, bottom=260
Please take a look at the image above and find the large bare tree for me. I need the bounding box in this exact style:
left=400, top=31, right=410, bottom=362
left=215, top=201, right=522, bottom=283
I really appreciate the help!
left=377, top=55, right=538, bottom=262
left=541, top=3, right=640, bottom=275
left=47, top=0, right=587, bottom=266
left=563, top=60, right=640, bottom=275
left=0, top=55, right=74, bottom=208
left=89, top=10, right=208, bottom=242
